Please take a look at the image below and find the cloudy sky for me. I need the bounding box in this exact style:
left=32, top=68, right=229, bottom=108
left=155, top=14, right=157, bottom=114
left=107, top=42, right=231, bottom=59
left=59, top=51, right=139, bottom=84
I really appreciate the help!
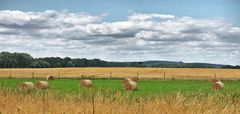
left=0, top=0, right=240, bottom=65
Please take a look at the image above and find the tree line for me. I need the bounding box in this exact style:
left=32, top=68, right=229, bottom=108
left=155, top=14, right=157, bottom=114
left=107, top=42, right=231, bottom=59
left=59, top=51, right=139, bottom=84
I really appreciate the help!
left=0, top=52, right=239, bottom=68
left=0, top=52, right=142, bottom=68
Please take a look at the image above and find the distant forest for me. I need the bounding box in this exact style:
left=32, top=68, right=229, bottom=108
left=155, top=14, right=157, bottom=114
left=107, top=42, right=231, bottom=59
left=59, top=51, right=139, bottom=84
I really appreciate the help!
left=0, top=52, right=239, bottom=69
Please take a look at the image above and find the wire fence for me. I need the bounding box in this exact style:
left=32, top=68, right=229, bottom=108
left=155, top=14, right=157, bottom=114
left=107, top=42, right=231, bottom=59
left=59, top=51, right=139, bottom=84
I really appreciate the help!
left=0, top=71, right=240, bottom=80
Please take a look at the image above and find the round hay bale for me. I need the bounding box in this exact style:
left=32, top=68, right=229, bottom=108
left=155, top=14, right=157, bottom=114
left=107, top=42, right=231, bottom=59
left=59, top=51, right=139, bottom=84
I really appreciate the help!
left=47, top=75, right=54, bottom=80
left=124, top=81, right=137, bottom=91
left=131, top=77, right=140, bottom=82
left=18, top=82, right=34, bottom=91
left=212, top=79, right=220, bottom=83
left=122, top=78, right=133, bottom=84
left=35, top=81, right=49, bottom=89
left=80, top=79, right=92, bottom=88
left=213, top=81, right=224, bottom=90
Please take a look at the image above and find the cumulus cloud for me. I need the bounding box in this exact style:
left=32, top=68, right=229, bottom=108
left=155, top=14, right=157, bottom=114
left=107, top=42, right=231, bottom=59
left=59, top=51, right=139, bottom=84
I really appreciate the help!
left=0, top=10, right=240, bottom=65
left=128, top=13, right=175, bottom=21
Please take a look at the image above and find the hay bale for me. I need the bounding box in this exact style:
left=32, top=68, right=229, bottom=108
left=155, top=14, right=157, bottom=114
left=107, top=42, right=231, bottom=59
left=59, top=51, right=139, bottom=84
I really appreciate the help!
left=80, top=79, right=92, bottom=88
left=35, top=81, right=49, bottom=89
left=18, top=82, right=34, bottom=91
left=124, top=81, right=137, bottom=91
left=213, top=81, right=224, bottom=90
left=122, top=77, right=140, bottom=84
left=212, top=79, right=220, bottom=83
left=131, top=77, right=140, bottom=82
left=47, top=75, right=55, bottom=80
left=122, top=78, right=133, bottom=84
left=212, top=79, right=224, bottom=90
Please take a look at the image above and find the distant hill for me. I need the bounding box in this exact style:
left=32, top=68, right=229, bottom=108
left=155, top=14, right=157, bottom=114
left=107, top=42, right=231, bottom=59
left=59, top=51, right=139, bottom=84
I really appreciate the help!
left=141, top=61, right=223, bottom=68
left=0, top=51, right=239, bottom=68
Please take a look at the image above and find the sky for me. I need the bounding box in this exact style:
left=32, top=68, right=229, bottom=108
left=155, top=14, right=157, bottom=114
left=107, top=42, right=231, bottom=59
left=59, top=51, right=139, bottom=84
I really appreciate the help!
left=0, top=0, right=240, bottom=65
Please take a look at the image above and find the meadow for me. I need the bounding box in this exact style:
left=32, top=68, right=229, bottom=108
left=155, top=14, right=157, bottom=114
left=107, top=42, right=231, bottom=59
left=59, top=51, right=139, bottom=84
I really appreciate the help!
left=1, top=78, right=240, bottom=96
left=0, top=78, right=240, bottom=114
left=0, top=68, right=240, bottom=114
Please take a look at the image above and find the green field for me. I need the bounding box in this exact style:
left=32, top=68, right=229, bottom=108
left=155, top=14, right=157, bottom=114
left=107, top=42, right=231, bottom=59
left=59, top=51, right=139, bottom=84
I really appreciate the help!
left=1, top=78, right=240, bottom=113
left=1, top=78, right=240, bottom=97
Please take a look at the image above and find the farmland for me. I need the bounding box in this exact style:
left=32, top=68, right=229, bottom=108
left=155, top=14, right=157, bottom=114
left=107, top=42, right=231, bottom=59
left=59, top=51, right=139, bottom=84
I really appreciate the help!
left=1, top=78, right=240, bottom=95
left=0, top=67, right=240, bottom=79
left=0, top=68, right=240, bottom=113
left=0, top=78, right=240, bottom=113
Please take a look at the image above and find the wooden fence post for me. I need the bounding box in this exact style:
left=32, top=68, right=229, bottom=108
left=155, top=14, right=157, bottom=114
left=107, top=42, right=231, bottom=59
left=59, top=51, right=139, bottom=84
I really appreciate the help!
left=109, top=71, right=112, bottom=79
left=163, top=72, right=166, bottom=79
left=9, top=72, right=12, bottom=78
left=32, top=72, right=34, bottom=79
left=58, top=72, right=60, bottom=79
left=92, top=94, right=95, bottom=114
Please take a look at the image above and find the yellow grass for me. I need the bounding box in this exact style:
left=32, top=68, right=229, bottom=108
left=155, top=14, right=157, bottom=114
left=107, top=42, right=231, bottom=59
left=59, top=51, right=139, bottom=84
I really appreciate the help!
left=0, top=67, right=240, bottom=79
left=0, top=91, right=239, bottom=114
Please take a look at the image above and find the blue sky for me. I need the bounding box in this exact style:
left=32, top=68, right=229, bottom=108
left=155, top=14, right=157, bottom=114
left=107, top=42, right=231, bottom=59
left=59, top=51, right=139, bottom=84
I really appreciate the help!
left=0, top=0, right=240, bottom=65
left=0, top=0, right=239, bottom=26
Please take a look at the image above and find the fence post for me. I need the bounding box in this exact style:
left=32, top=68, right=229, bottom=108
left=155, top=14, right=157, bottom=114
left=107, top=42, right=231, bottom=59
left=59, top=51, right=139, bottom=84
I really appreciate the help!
left=137, top=72, right=139, bottom=78
left=163, top=72, right=166, bottom=79
left=214, top=73, right=217, bottom=79
left=9, top=72, right=12, bottom=79
left=58, top=72, right=60, bottom=79
left=82, top=72, right=85, bottom=78
left=32, top=72, right=34, bottom=79
left=92, top=94, right=95, bottom=114
left=109, top=71, right=112, bottom=79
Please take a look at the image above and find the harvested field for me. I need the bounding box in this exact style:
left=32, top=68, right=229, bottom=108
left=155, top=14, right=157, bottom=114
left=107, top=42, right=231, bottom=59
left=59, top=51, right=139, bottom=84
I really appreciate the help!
left=0, top=67, right=239, bottom=80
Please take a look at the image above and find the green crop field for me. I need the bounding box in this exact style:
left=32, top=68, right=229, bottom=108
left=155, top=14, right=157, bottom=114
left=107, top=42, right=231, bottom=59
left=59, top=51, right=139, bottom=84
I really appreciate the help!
left=1, top=78, right=240, bottom=97
left=1, top=78, right=240, bottom=113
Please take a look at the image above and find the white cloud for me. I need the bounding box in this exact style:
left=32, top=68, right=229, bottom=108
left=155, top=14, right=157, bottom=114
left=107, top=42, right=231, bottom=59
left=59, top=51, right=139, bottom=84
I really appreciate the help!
left=128, top=13, right=175, bottom=21
left=0, top=10, right=240, bottom=65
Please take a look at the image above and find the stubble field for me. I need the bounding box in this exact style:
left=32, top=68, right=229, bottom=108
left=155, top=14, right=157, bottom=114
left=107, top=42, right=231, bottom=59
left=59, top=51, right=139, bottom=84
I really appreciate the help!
left=0, top=67, right=240, bottom=79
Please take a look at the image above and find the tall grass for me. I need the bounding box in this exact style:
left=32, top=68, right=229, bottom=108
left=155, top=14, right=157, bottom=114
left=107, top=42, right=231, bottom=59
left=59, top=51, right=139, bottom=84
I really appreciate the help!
left=0, top=89, right=240, bottom=114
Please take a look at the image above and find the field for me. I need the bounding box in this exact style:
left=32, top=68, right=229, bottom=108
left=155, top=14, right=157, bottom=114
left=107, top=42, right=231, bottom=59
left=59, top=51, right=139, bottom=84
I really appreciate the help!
left=1, top=78, right=240, bottom=95
left=1, top=68, right=240, bottom=114
left=0, top=78, right=240, bottom=113
left=0, top=67, right=240, bottom=79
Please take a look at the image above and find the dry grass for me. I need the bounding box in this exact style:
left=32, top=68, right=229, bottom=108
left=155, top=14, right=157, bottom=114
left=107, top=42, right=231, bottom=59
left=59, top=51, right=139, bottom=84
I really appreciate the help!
left=0, top=67, right=240, bottom=79
left=0, top=90, right=239, bottom=114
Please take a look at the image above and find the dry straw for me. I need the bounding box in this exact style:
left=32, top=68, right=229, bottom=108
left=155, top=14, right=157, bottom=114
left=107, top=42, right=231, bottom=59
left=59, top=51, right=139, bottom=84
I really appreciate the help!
left=80, top=79, right=92, bottom=88
left=212, top=79, right=220, bottom=83
left=123, top=81, right=137, bottom=91
left=212, top=79, right=224, bottom=90
left=122, top=77, right=140, bottom=84
left=47, top=75, right=55, bottom=80
left=35, top=81, right=49, bottom=89
left=122, top=78, right=133, bottom=84
left=18, top=82, right=34, bottom=91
